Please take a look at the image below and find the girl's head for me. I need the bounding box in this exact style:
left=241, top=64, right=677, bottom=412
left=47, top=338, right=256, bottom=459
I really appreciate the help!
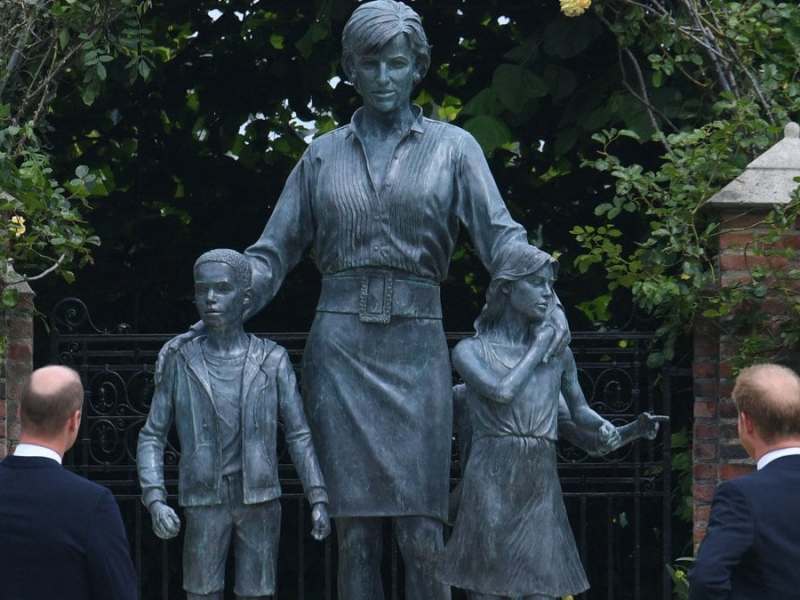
left=474, top=243, right=558, bottom=335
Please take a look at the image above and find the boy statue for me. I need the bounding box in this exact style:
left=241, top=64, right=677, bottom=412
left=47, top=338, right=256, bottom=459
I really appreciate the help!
left=137, top=249, right=330, bottom=600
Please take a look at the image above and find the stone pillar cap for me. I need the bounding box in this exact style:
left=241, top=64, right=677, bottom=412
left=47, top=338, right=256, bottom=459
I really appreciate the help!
left=706, top=122, right=800, bottom=208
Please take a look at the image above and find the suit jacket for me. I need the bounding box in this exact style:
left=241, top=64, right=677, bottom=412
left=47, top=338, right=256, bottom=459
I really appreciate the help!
left=137, top=334, right=327, bottom=508
left=0, top=455, right=137, bottom=600
left=689, top=454, right=800, bottom=600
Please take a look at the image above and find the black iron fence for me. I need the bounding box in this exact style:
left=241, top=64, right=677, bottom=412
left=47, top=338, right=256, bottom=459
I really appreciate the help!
left=49, top=297, right=678, bottom=600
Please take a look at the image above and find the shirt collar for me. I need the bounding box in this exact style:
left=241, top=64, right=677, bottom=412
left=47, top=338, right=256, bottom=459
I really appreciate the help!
left=346, top=104, right=426, bottom=140
left=757, top=446, right=800, bottom=470
left=14, top=443, right=62, bottom=464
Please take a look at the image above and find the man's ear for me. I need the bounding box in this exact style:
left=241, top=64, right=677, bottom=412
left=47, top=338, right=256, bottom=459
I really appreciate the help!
left=68, top=409, right=82, bottom=433
left=739, top=410, right=756, bottom=435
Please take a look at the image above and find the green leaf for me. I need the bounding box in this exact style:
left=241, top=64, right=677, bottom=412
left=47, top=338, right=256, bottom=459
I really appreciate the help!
left=1, top=287, right=18, bottom=309
left=463, top=115, right=513, bottom=156
left=269, top=34, right=285, bottom=50
left=58, top=28, right=70, bottom=49
left=491, top=64, right=548, bottom=113
left=543, top=17, right=603, bottom=59
left=462, top=88, right=501, bottom=117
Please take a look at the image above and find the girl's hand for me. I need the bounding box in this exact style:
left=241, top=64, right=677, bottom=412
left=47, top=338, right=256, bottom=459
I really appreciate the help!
left=542, top=304, right=570, bottom=363
left=598, top=420, right=622, bottom=453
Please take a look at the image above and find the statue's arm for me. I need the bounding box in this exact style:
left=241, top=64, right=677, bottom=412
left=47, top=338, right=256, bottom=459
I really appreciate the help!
left=452, top=329, right=553, bottom=405
left=276, top=350, right=328, bottom=507
left=560, top=349, right=608, bottom=432
left=557, top=392, right=607, bottom=454
left=453, top=132, right=570, bottom=361
left=244, top=150, right=315, bottom=318
left=137, top=351, right=176, bottom=509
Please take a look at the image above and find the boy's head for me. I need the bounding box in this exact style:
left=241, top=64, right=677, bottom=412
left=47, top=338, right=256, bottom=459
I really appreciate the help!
left=193, top=249, right=252, bottom=330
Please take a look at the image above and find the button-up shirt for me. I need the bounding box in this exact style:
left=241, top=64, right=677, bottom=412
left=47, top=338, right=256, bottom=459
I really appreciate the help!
left=245, top=106, right=528, bottom=310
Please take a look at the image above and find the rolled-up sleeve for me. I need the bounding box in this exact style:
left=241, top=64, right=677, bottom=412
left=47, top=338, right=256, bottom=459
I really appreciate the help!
left=454, top=132, right=528, bottom=272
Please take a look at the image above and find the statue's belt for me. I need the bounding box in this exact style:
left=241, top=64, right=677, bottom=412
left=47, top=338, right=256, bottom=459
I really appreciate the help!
left=317, top=270, right=442, bottom=324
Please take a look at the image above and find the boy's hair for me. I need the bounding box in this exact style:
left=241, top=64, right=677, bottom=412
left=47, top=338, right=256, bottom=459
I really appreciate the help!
left=194, top=249, right=252, bottom=289
left=733, top=363, right=800, bottom=442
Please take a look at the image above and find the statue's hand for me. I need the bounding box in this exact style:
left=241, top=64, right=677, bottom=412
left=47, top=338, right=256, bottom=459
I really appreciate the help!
left=543, top=303, right=570, bottom=364
left=311, top=502, right=331, bottom=541
left=150, top=501, right=181, bottom=539
left=638, top=412, right=670, bottom=440
left=154, top=327, right=202, bottom=384
left=597, top=420, right=622, bottom=454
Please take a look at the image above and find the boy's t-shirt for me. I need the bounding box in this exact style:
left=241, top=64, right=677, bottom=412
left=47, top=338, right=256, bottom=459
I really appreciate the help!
left=203, top=345, right=246, bottom=476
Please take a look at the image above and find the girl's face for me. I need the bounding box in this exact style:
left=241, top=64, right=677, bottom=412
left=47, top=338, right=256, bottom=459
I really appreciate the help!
left=507, top=263, right=555, bottom=322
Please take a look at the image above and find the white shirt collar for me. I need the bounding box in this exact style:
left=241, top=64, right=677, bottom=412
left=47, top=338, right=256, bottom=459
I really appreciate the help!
left=13, top=443, right=62, bottom=464
left=757, top=447, right=800, bottom=470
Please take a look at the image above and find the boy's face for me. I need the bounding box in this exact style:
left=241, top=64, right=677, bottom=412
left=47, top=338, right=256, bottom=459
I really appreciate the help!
left=508, top=263, right=555, bottom=322
left=194, top=261, right=248, bottom=329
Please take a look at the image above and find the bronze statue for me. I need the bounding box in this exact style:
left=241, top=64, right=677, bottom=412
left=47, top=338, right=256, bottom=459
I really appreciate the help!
left=138, top=249, right=330, bottom=600
left=439, top=243, right=666, bottom=600
left=157, top=3, right=571, bottom=598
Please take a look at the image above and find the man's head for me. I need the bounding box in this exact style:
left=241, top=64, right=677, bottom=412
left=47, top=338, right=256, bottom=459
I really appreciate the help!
left=193, top=249, right=252, bottom=330
left=20, top=366, right=83, bottom=453
left=733, top=363, right=800, bottom=459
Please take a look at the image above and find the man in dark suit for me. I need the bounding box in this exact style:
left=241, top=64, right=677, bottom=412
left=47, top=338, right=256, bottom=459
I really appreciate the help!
left=0, top=365, right=137, bottom=600
left=690, top=363, right=800, bottom=600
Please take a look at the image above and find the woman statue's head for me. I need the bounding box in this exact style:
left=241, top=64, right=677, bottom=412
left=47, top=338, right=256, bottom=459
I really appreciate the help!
left=341, top=1, right=431, bottom=113
left=474, top=243, right=558, bottom=336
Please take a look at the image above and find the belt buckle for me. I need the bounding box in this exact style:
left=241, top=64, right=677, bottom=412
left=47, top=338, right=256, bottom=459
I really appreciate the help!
left=359, top=272, right=393, bottom=324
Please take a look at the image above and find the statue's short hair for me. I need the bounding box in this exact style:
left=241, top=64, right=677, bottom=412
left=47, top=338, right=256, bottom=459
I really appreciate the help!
left=733, top=363, right=800, bottom=442
left=194, top=248, right=252, bottom=289
left=341, top=0, right=431, bottom=83
left=21, top=366, right=83, bottom=437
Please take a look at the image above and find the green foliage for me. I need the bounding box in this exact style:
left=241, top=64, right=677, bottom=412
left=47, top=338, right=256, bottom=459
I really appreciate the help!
left=573, top=0, right=800, bottom=368
left=0, top=0, right=154, bottom=289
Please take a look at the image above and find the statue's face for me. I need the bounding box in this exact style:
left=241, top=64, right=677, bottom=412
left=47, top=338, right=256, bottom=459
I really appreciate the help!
left=194, top=262, right=248, bottom=329
left=352, top=33, right=417, bottom=115
left=508, top=264, right=555, bottom=322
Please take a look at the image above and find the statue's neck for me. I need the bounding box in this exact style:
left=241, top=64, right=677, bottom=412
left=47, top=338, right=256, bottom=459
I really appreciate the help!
left=359, top=103, right=415, bottom=140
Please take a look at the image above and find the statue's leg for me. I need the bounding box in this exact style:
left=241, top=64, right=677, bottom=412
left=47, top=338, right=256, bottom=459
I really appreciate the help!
left=466, top=594, right=503, bottom=600
left=183, top=505, right=231, bottom=600
left=393, top=516, right=451, bottom=600
left=232, top=496, right=281, bottom=600
left=336, top=516, right=384, bottom=600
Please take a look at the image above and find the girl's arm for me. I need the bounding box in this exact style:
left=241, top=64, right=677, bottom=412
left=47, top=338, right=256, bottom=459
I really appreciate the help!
left=452, top=326, right=554, bottom=405
left=560, top=348, right=610, bottom=432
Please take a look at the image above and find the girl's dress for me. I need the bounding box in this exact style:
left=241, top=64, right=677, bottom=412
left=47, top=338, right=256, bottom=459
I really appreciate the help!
left=438, top=338, right=590, bottom=597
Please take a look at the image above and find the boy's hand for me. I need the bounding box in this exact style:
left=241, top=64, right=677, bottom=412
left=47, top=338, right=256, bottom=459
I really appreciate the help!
left=154, top=326, right=203, bottom=384
left=598, top=420, right=622, bottom=453
left=311, top=502, right=331, bottom=541
left=150, top=501, right=181, bottom=539
left=638, top=412, right=670, bottom=440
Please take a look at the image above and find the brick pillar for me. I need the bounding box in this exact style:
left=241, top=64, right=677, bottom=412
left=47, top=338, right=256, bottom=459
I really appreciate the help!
left=693, top=122, right=800, bottom=545
left=0, top=265, right=34, bottom=458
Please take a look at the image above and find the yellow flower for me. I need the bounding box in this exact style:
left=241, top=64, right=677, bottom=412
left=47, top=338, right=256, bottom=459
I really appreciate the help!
left=560, top=0, right=592, bottom=17
left=10, top=215, right=25, bottom=237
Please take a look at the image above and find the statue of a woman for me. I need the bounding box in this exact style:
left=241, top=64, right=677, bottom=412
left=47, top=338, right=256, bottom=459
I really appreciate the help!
left=158, top=3, right=569, bottom=598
